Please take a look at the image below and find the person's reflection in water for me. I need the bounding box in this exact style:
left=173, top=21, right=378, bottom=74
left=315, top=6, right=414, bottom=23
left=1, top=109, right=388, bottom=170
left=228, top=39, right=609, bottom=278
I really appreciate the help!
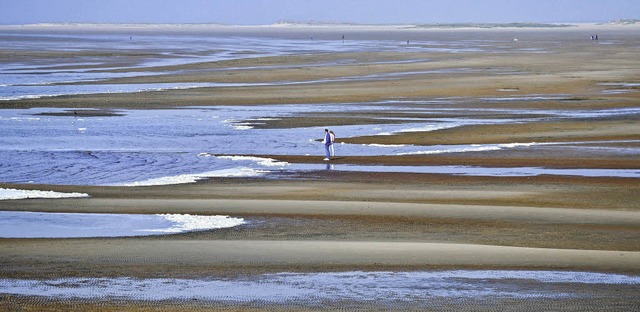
left=326, top=163, right=334, bottom=171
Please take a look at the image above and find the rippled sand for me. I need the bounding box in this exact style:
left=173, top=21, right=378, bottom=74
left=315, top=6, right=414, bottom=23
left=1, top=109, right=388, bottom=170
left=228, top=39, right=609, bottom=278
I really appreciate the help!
left=1, top=23, right=639, bottom=310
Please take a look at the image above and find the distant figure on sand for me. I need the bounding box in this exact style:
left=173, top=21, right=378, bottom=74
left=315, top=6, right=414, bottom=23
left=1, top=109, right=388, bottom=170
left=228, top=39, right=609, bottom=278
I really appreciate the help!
left=329, top=130, right=336, bottom=157
left=323, top=129, right=332, bottom=161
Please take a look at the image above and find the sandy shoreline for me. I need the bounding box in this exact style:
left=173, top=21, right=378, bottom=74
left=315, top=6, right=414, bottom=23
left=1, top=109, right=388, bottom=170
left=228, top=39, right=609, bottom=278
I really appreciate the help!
left=1, top=25, right=639, bottom=309
left=3, top=240, right=639, bottom=278
left=1, top=174, right=639, bottom=309
left=1, top=173, right=639, bottom=278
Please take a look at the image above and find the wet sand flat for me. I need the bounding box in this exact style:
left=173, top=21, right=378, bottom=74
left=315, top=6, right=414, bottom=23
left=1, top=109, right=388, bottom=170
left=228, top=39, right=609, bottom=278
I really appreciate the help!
left=1, top=173, right=639, bottom=310
left=1, top=24, right=639, bottom=310
left=2, top=240, right=639, bottom=278
left=3, top=25, right=640, bottom=109
left=1, top=173, right=639, bottom=277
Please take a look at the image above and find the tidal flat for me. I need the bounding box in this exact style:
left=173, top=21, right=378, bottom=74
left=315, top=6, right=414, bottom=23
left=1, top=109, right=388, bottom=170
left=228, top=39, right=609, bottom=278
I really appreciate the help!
left=0, top=23, right=639, bottom=310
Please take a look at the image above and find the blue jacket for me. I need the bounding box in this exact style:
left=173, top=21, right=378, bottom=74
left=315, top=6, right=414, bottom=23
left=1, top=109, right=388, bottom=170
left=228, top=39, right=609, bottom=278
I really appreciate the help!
left=325, top=132, right=332, bottom=146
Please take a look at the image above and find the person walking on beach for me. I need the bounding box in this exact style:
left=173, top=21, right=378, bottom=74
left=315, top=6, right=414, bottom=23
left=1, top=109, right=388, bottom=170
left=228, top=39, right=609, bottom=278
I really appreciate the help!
left=323, top=128, right=332, bottom=161
left=329, top=130, right=336, bottom=158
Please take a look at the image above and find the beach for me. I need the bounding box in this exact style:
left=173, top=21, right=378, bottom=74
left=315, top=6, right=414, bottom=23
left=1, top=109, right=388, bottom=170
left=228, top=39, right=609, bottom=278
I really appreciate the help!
left=0, top=23, right=639, bottom=310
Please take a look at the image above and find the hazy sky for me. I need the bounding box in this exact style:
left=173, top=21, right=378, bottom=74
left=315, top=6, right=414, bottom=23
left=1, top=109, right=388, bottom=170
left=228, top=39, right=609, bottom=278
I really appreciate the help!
left=1, top=0, right=638, bottom=25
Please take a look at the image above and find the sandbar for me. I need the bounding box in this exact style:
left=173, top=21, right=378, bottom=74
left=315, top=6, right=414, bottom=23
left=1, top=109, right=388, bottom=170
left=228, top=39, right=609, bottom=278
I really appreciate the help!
left=1, top=23, right=639, bottom=310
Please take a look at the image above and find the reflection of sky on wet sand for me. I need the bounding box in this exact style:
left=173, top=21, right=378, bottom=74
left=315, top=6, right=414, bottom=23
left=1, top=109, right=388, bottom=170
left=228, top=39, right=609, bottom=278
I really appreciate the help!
left=318, top=164, right=640, bottom=178
left=1, top=30, right=638, bottom=186
left=0, top=30, right=554, bottom=100
left=0, top=211, right=245, bottom=238
left=0, top=103, right=638, bottom=186
left=2, top=271, right=638, bottom=304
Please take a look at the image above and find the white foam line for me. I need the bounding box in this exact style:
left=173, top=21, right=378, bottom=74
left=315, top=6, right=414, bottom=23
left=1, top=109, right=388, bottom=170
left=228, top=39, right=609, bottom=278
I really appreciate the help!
left=480, top=95, right=571, bottom=101
left=151, top=214, right=244, bottom=233
left=397, top=142, right=538, bottom=155
left=378, top=124, right=456, bottom=136
left=397, top=146, right=501, bottom=155
left=232, top=124, right=254, bottom=130
left=213, top=155, right=289, bottom=167
left=367, top=143, right=408, bottom=148
left=0, top=188, right=89, bottom=200
left=118, top=168, right=266, bottom=186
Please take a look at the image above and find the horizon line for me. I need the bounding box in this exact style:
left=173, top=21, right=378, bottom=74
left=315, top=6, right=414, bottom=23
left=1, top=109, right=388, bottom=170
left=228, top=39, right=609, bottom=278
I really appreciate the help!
left=1, top=20, right=638, bottom=28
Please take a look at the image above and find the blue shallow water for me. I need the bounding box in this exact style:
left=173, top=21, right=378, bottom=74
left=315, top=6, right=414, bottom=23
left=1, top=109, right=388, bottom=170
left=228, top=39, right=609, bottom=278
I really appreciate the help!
left=1, top=29, right=639, bottom=186
left=0, top=106, right=638, bottom=186
left=0, top=105, right=458, bottom=185
left=0, top=211, right=245, bottom=238
left=0, top=31, right=421, bottom=100
left=2, top=271, right=639, bottom=303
